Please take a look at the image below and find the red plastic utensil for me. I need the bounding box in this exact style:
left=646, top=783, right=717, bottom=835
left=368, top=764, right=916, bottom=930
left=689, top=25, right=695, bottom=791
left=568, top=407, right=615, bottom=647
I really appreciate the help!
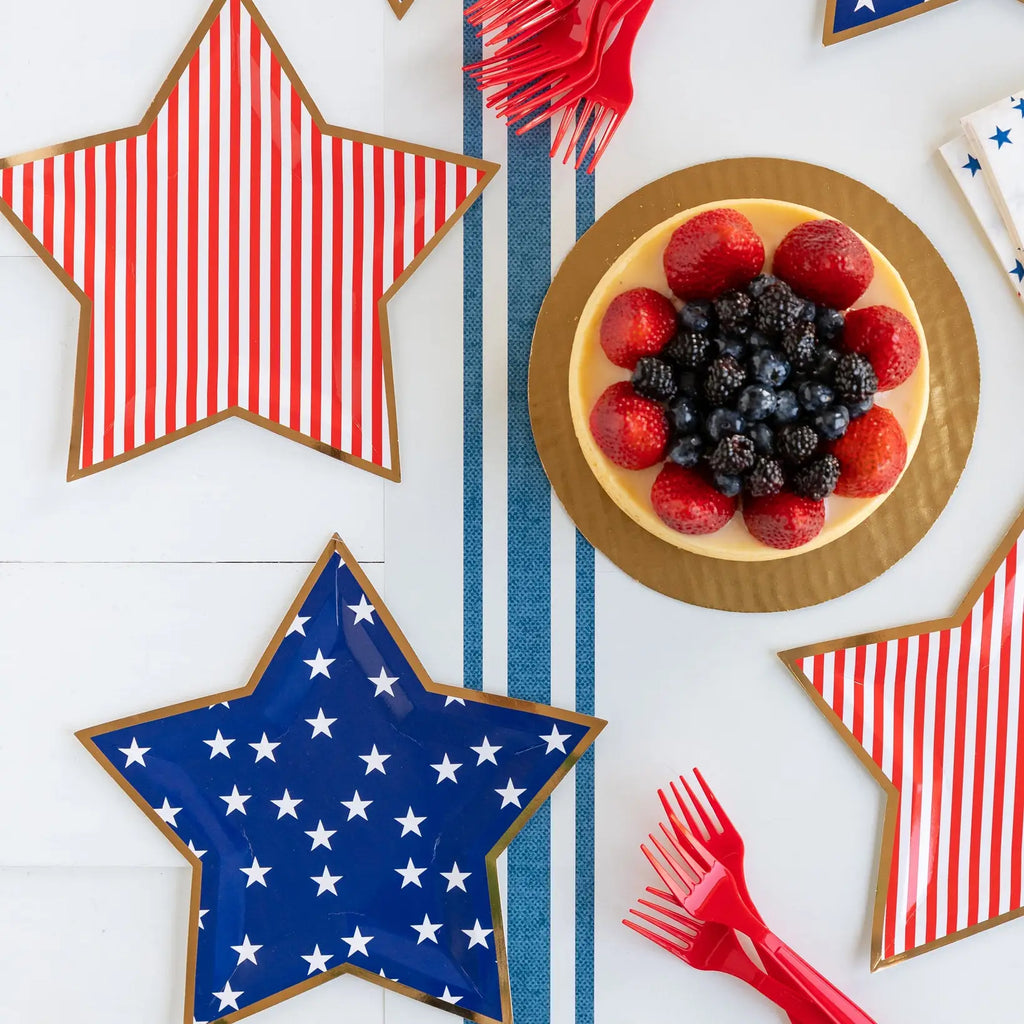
left=643, top=825, right=877, bottom=1024
left=624, top=895, right=828, bottom=1024
left=465, top=0, right=574, bottom=44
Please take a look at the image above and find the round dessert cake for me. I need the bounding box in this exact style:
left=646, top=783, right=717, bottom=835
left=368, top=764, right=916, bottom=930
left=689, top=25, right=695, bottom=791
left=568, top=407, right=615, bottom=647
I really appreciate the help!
left=568, top=199, right=929, bottom=561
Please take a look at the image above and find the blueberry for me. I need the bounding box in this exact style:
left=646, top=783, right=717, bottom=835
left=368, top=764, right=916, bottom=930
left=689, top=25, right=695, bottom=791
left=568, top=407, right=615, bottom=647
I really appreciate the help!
left=737, top=384, right=777, bottom=422
left=679, top=302, right=711, bottom=335
left=772, top=389, right=800, bottom=426
left=846, top=394, right=875, bottom=420
left=668, top=395, right=700, bottom=434
left=815, top=307, right=845, bottom=342
left=813, top=405, right=851, bottom=441
left=749, top=348, right=790, bottom=388
left=798, top=300, right=817, bottom=323
left=813, top=346, right=840, bottom=383
left=716, top=336, right=746, bottom=361
left=713, top=473, right=743, bottom=498
left=747, top=330, right=771, bottom=349
left=748, top=421, right=775, bottom=455
left=706, top=407, right=745, bottom=442
left=747, top=274, right=777, bottom=299
left=668, top=434, right=704, bottom=468
left=676, top=370, right=700, bottom=398
left=797, top=380, right=834, bottom=412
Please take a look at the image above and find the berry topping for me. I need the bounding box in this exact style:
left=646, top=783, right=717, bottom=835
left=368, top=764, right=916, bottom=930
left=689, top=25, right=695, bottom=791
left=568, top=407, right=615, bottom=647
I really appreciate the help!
left=676, top=370, right=700, bottom=397
left=749, top=348, right=790, bottom=387
left=753, top=279, right=804, bottom=336
left=668, top=395, right=700, bottom=434
left=777, top=424, right=819, bottom=464
left=815, top=307, right=845, bottom=342
left=774, top=219, right=874, bottom=309
left=812, top=405, right=851, bottom=441
left=747, top=457, right=785, bottom=497
left=651, top=464, right=738, bottom=535
left=771, top=390, right=800, bottom=426
left=737, top=384, right=777, bottom=421
left=668, top=434, right=704, bottom=468
left=706, top=407, right=745, bottom=442
left=746, top=274, right=777, bottom=299
left=704, top=356, right=746, bottom=405
left=664, top=332, right=715, bottom=370
left=830, top=405, right=907, bottom=498
left=743, top=491, right=826, bottom=550
left=679, top=301, right=714, bottom=334
left=664, top=208, right=766, bottom=301
left=631, top=357, right=678, bottom=402
left=716, top=336, right=747, bottom=361
left=843, top=306, right=921, bottom=391
left=714, top=290, right=753, bottom=330
left=599, top=287, right=677, bottom=369
left=792, top=454, right=841, bottom=501
left=589, top=381, right=668, bottom=470
left=709, top=434, right=756, bottom=477
left=713, top=473, right=743, bottom=498
left=845, top=394, right=875, bottom=420
left=834, top=352, right=878, bottom=404
left=796, top=380, right=834, bottom=413
left=781, top=323, right=817, bottom=372
left=747, top=422, right=775, bottom=455
left=812, top=345, right=840, bottom=383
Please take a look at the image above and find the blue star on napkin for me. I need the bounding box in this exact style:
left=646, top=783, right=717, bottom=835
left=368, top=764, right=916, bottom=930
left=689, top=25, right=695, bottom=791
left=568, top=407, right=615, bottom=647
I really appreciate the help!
left=79, top=537, right=603, bottom=1024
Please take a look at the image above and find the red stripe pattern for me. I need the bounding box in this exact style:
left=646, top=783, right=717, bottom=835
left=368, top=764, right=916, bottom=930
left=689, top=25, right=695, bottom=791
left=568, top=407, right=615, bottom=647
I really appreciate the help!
left=796, top=541, right=1024, bottom=963
left=0, top=0, right=486, bottom=476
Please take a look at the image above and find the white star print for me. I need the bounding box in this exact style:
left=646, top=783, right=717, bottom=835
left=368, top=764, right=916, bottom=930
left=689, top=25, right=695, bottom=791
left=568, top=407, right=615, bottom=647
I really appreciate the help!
left=220, top=785, right=251, bottom=816
left=368, top=667, right=398, bottom=697
left=855, top=0, right=874, bottom=9
left=230, top=935, right=262, bottom=966
left=271, top=789, right=303, bottom=819
left=348, top=594, right=376, bottom=625
left=394, top=807, right=426, bottom=837
left=395, top=858, right=427, bottom=888
left=540, top=725, right=571, bottom=754
left=187, top=839, right=207, bottom=859
left=286, top=614, right=310, bottom=637
left=411, top=914, right=443, bottom=944
left=471, top=736, right=502, bottom=765
left=441, top=862, right=472, bottom=892
left=197, top=909, right=209, bottom=930
left=359, top=744, right=391, bottom=775
left=463, top=919, right=494, bottom=949
left=306, top=708, right=337, bottom=738
left=496, top=779, right=527, bottom=808
left=441, top=987, right=463, bottom=1005
left=249, top=732, right=280, bottom=762
left=213, top=982, right=243, bottom=1011
left=304, top=648, right=335, bottom=679
left=342, top=926, right=373, bottom=957
left=444, top=695, right=467, bottom=707
left=310, top=866, right=343, bottom=896
left=302, top=944, right=334, bottom=975
left=203, top=729, right=235, bottom=759
left=379, top=968, right=398, bottom=982
left=240, top=857, right=272, bottom=888
left=305, top=820, right=336, bottom=851
left=431, top=753, right=462, bottom=783
left=341, top=790, right=373, bottom=820
left=119, top=738, right=150, bottom=767
left=154, top=798, right=182, bottom=827
left=208, top=701, right=231, bottom=709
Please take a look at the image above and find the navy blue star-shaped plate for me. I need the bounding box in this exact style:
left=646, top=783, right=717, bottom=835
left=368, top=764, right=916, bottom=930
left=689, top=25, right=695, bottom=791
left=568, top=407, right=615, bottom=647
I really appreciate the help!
left=78, top=536, right=604, bottom=1024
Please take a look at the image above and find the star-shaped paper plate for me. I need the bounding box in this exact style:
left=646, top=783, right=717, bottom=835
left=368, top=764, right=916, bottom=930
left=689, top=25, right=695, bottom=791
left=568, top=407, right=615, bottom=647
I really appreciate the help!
left=0, top=0, right=496, bottom=481
left=781, top=505, right=1024, bottom=967
left=78, top=535, right=603, bottom=1024
left=824, top=0, right=961, bottom=45
left=387, top=0, right=418, bottom=18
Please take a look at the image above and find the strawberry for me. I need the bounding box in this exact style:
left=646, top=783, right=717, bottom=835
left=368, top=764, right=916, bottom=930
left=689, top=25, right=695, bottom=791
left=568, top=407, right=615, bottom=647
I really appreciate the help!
left=589, top=381, right=668, bottom=470
left=830, top=405, right=907, bottom=498
left=663, top=208, right=765, bottom=301
left=599, top=288, right=677, bottom=369
left=772, top=219, right=874, bottom=310
left=743, top=491, right=826, bottom=550
left=843, top=306, right=921, bottom=391
left=650, top=464, right=737, bottom=535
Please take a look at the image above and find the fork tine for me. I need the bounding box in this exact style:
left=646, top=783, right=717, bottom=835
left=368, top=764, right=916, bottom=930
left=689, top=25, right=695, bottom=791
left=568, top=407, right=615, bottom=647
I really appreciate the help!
left=657, top=824, right=705, bottom=877
left=672, top=778, right=714, bottom=840
left=646, top=885, right=676, bottom=902
left=575, top=104, right=608, bottom=168
left=658, top=791, right=700, bottom=852
left=641, top=841, right=693, bottom=903
left=629, top=907, right=696, bottom=946
left=693, top=767, right=736, bottom=835
left=680, top=774, right=720, bottom=838
left=636, top=897, right=698, bottom=931
left=622, top=919, right=691, bottom=961
left=565, top=99, right=596, bottom=162
left=550, top=105, right=577, bottom=161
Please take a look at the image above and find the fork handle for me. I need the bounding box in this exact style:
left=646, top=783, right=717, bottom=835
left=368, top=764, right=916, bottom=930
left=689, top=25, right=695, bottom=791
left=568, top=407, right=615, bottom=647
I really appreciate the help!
left=744, top=968, right=835, bottom=1024
left=756, top=933, right=877, bottom=1024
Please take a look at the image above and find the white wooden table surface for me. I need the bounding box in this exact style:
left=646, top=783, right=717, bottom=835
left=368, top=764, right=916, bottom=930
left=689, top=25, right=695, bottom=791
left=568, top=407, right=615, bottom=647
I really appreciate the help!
left=2, top=0, right=1024, bottom=1021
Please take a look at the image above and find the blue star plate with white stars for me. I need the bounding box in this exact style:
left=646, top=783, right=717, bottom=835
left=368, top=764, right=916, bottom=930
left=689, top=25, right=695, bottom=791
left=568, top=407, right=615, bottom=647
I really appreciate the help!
left=824, top=0, right=960, bottom=45
left=78, top=536, right=604, bottom=1024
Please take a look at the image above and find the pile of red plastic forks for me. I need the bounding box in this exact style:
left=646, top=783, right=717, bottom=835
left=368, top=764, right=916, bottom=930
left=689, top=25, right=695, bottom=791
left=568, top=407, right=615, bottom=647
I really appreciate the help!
left=624, top=771, right=879, bottom=1024
left=463, top=0, right=655, bottom=172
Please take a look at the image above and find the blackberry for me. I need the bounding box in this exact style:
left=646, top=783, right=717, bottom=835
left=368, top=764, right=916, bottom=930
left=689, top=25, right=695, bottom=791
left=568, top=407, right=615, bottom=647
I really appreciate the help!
left=781, top=323, right=817, bottom=371
left=668, top=395, right=700, bottom=434
left=747, top=421, right=775, bottom=455
left=834, top=352, right=878, bottom=403
left=746, top=274, right=778, bottom=300
left=747, top=457, right=785, bottom=498
left=713, top=473, right=743, bottom=498
left=749, top=348, right=790, bottom=388
left=777, top=424, right=819, bottom=465
left=664, top=332, right=714, bottom=370
left=846, top=393, right=875, bottom=420
left=631, top=357, right=677, bottom=402
left=737, top=384, right=777, bottom=422
left=706, top=407, right=745, bottom=442
left=792, top=455, right=841, bottom=501
left=679, top=300, right=714, bottom=334
left=753, top=281, right=802, bottom=335
left=772, top=389, right=800, bottom=426
left=714, top=290, right=752, bottom=330
left=709, top=434, right=756, bottom=476
left=797, top=380, right=834, bottom=412
left=704, top=356, right=746, bottom=405
left=668, top=434, right=704, bottom=469
left=813, top=405, right=851, bottom=442
left=815, top=307, right=845, bottom=342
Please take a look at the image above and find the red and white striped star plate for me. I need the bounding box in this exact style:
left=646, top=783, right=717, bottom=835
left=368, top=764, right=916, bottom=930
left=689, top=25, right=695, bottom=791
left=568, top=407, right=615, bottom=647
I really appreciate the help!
left=0, top=0, right=495, bottom=480
left=782, top=509, right=1024, bottom=966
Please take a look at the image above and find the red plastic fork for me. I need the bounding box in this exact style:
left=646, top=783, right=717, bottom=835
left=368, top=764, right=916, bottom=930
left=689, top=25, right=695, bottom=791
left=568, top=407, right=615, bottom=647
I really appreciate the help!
left=466, top=0, right=575, bottom=44
left=643, top=826, right=877, bottom=1024
left=625, top=895, right=827, bottom=1024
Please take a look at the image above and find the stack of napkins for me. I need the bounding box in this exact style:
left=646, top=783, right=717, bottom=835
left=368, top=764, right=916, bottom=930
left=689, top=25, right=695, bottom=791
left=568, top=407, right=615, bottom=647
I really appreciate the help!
left=942, top=92, right=1024, bottom=302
